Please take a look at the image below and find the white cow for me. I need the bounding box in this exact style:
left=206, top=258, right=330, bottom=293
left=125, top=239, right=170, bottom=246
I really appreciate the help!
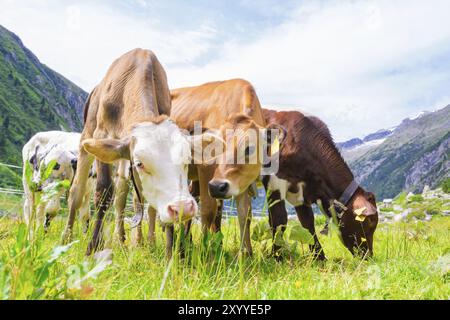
left=22, top=131, right=94, bottom=232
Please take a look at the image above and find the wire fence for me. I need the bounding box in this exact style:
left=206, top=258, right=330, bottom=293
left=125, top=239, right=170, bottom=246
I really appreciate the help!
left=0, top=162, right=23, bottom=195
left=0, top=162, right=22, bottom=170
left=0, top=187, right=24, bottom=195
left=0, top=162, right=267, bottom=217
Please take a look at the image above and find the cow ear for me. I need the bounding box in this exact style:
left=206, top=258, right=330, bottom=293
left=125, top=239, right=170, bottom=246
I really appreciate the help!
left=265, top=124, right=287, bottom=156
left=82, top=138, right=130, bottom=163
left=29, top=154, right=37, bottom=167
left=29, top=146, right=40, bottom=169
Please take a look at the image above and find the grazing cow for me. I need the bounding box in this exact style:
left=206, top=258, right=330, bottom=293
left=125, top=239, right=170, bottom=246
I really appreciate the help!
left=64, top=48, right=197, bottom=256
left=170, top=79, right=283, bottom=255
left=262, top=109, right=379, bottom=259
left=22, top=131, right=93, bottom=232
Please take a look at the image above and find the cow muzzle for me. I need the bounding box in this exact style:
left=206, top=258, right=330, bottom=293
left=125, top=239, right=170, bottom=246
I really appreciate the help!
left=167, top=199, right=197, bottom=223
left=208, top=180, right=230, bottom=199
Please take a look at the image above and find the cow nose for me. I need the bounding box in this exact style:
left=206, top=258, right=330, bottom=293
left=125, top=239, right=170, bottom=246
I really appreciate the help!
left=168, top=199, right=196, bottom=223
left=208, top=181, right=229, bottom=199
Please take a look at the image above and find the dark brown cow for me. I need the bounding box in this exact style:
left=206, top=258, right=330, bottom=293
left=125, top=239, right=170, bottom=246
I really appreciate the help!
left=262, top=109, right=379, bottom=260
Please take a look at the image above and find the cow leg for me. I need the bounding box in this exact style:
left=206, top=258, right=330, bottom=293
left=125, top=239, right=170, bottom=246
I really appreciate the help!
left=295, top=204, right=326, bottom=261
left=318, top=197, right=331, bottom=235
left=22, top=181, right=32, bottom=227
left=183, top=220, right=193, bottom=243
left=178, top=180, right=198, bottom=253
left=267, top=190, right=288, bottom=259
left=213, top=200, right=223, bottom=233
left=132, top=192, right=144, bottom=246
left=44, top=214, right=51, bottom=233
left=165, top=224, right=174, bottom=259
left=23, top=197, right=32, bottom=226
left=44, top=213, right=57, bottom=233
left=236, top=191, right=252, bottom=256
left=63, top=148, right=94, bottom=244
left=86, top=161, right=114, bottom=256
left=163, top=220, right=191, bottom=259
left=79, top=179, right=93, bottom=234
left=147, top=206, right=157, bottom=245
left=36, top=202, right=46, bottom=232
left=190, top=180, right=201, bottom=202
left=79, top=199, right=91, bottom=235
left=197, top=166, right=218, bottom=233
left=114, top=161, right=130, bottom=244
left=320, top=219, right=330, bottom=236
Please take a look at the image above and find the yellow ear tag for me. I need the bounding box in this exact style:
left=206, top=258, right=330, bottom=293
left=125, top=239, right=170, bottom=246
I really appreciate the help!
left=354, top=207, right=367, bottom=222
left=271, top=135, right=280, bottom=155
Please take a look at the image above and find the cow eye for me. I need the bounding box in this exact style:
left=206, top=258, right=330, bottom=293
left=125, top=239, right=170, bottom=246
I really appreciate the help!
left=53, top=163, right=61, bottom=171
left=245, top=146, right=256, bottom=157
left=135, top=161, right=144, bottom=170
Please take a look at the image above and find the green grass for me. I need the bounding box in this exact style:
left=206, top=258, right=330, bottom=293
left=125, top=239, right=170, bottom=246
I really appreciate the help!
left=0, top=195, right=449, bottom=300
left=442, top=178, right=450, bottom=194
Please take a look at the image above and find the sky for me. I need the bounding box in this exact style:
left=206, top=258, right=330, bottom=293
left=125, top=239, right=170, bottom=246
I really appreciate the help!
left=0, top=0, right=449, bottom=141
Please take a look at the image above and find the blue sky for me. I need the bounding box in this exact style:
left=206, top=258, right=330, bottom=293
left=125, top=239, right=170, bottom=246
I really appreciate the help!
left=0, top=0, right=449, bottom=141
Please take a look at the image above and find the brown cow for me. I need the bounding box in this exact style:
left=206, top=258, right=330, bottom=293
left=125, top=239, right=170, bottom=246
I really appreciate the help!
left=171, top=79, right=283, bottom=255
left=62, top=49, right=197, bottom=255
left=262, top=109, right=379, bottom=260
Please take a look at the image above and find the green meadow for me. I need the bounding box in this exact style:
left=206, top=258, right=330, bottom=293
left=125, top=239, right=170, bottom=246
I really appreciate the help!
left=0, top=190, right=449, bottom=300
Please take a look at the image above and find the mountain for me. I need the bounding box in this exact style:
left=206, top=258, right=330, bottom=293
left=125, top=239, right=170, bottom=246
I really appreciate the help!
left=0, top=25, right=87, bottom=188
left=339, top=128, right=396, bottom=163
left=339, top=106, right=450, bottom=199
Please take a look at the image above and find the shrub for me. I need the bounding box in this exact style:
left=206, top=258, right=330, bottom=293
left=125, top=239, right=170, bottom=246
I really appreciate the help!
left=409, top=210, right=426, bottom=221
left=425, top=204, right=441, bottom=216
left=394, top=192, right=407, bottom=206
left=409, top=195, right=424, bottom=203
left=441, top=178, right=450, bottom=193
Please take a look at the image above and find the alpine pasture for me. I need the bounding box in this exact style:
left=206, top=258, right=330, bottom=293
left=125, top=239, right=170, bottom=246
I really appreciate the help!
left=0, top=187, right=448, bottom=300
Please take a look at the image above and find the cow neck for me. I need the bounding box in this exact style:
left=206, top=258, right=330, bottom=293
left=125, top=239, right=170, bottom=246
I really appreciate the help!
left=306, top=126, right=355, bottom=202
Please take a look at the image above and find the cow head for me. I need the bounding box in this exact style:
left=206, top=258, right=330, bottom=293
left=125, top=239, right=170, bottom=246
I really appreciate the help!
left=336, top=190, right=378, bottom=258
left=82, top=118, right=197, bottom=224
left=201, top=113, right=285, bottom=199
left=28, top=146, right=78, bottom=214
left=31, top=145, right=78, bottom=191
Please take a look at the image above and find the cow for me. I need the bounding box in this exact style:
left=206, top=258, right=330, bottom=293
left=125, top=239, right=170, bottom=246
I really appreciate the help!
left=63, top=48, right=198, bottom=256
left=262, top=109, right=379, bottom=260
left=170, top=79, right=284, bottom=255
left=22, top=131, right=93, bottom=233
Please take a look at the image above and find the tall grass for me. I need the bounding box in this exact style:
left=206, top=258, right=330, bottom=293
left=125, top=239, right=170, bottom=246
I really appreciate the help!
left=0, top=208, right=448, bottom=299
left=0, top=172, right=449, bottom=300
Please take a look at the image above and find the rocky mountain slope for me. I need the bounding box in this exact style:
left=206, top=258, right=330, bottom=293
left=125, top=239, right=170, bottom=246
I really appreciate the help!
left=0, top=25, right=87, bottom=187
left=339, top=106, right=450, bottom=199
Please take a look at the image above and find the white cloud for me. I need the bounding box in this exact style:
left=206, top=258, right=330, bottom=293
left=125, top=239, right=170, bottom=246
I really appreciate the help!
left=1, top=0, right=449, bottom=140
left=0, top=0, right=217, bottom=88
left=167, top=0, right=450, bottom=140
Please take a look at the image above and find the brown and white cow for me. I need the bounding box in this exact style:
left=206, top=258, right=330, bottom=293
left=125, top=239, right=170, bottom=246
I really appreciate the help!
left=63, top=49, right=197, bottom=255
left=170, top=79, right=283, bottom=255
left=262, top=109, right=379, bottom=260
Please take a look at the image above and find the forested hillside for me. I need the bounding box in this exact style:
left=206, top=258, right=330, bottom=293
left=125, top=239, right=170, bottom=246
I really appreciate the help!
left=0, top=25, right=87, bottom=188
